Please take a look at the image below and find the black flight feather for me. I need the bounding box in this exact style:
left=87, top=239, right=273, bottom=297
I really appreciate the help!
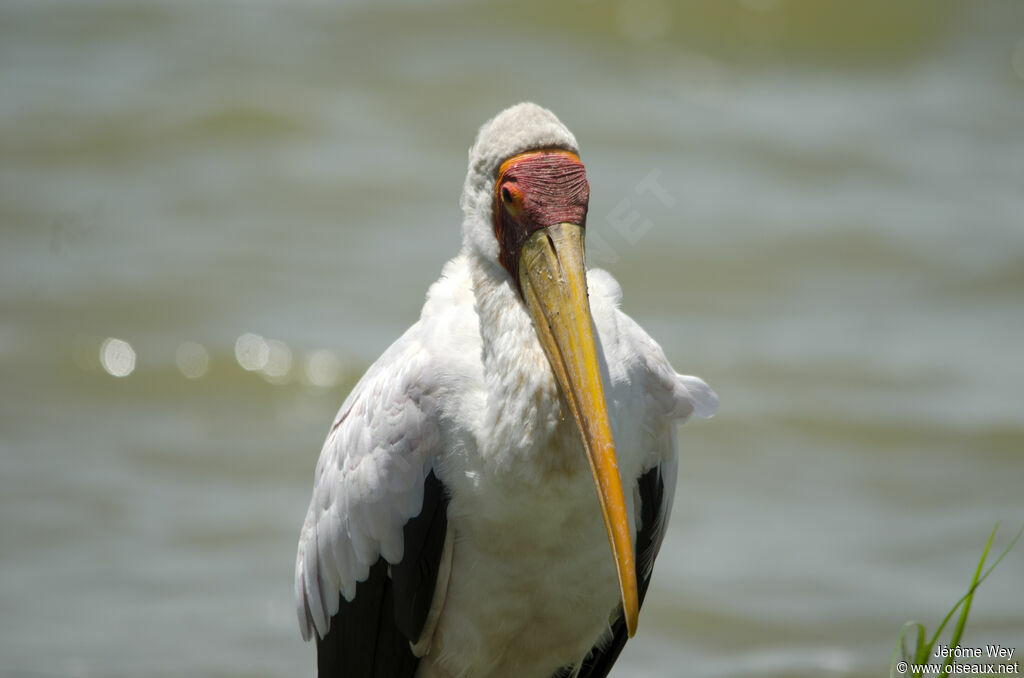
left=316, top=470, right=449, bottom=678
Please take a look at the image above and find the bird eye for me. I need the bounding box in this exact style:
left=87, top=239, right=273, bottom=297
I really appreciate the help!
left=499, top=182, right=523, bottom=215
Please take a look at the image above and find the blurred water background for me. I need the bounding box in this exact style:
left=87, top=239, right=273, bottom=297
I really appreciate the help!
left=2, top=1, right=1023, bottom=676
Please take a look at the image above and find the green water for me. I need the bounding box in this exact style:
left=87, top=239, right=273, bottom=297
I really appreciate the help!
left=2, top=2, right=1023, bottom=676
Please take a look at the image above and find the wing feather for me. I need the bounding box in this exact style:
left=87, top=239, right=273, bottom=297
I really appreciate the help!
left=553, top=465, right=671, bottom=678
left=295, top=324, right=442, bottom=642
left=550, top=296, right=715, bottom=678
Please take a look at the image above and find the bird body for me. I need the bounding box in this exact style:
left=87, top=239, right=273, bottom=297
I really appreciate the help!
left=295, top=103, right=716, bottom=678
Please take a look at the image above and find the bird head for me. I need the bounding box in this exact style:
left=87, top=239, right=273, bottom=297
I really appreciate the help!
left=461, top=103, right=640, bottom=637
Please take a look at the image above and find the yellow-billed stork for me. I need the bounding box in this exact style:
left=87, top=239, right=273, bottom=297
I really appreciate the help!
left=295, top=102, right=717, bottom=678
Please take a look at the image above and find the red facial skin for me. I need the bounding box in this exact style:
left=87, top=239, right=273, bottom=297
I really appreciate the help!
left=493, top=150, right=590, bottom=289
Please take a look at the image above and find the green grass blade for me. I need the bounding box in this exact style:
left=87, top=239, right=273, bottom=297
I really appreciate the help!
left=890, top=621, right=924, bottom=678
left=974, top=523, right=1023, bottom=589
left=893, top=522, right=1022, bottom=678
left=936, top=524, right=998, bottom=678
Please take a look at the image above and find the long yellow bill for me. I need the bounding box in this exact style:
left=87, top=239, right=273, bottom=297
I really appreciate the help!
left=518, top=222, right=639, bottom=637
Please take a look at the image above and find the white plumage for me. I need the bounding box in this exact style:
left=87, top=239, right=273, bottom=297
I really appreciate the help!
left=295, top=102, right=717, bottom=677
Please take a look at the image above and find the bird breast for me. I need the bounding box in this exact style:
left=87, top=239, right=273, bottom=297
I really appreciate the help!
left=417, top=255, right=626, bottom=676
left=423, top=429, right=622, bottom=678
